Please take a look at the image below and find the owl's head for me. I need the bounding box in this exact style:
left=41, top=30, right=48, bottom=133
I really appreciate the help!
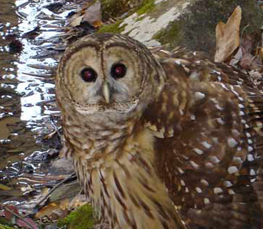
left=56, top=33, right=165, bottom=115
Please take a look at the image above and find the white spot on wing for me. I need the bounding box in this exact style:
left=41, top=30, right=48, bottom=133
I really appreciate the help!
left=201, top=179, right=209, bottom=186
left=214, top=187, right=223, bottom=194
left=247, top=154, right=254, bottom=161
left=189, top=71, right=200, bottom=80
left=180, top=180, right=186, bottom=186
left=178, top=167, right=184, bottom=174
left=231, top=129, right=239, bottom=136
left=193, top=148, right=203, bottom=155
left=194, top=92, right=205, bottom=100
left=217, top=118, right=225, bottom=125
left=228, top=138, right=238, bottom=148
left=215, top=104, right=223, bottom=111
left=190, top=160, right=200, bottom=169
left=191, top=115, right=196, bottom=120
left=202, top=141, right=212, bottom=149
left=228, top=189, right=235, bottom=195
left=250, top=169, right=256, bottom=176
left=204, top=198, right=210, bottom=204
left=246, top=133, right=251, bottom=138
left=223, top=181, right=232, bottom=187
left=228, top=166, right=238, bottom=174
left=205, top=162, right=214, bottom=168
left=210, top=156, right=220, bottom=163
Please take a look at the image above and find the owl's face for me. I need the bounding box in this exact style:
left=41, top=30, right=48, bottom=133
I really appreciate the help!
left=56, top=34, right=165, bottom=114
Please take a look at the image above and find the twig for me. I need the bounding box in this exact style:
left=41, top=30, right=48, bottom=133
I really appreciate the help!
left=50, top=117, right=62, bottom=138
left=35, top=172, right=76, bottom=208
left=4, top=206, right=35, bottom=229
left=240, top=24, right=250, bottom=46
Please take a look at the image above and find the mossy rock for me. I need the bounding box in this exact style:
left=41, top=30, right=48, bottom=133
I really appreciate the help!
left=135, top=0, right=155, bottom=15
left=101, top=0, right=130, bottom=19
left=154, top=0, right=263, bottom=54
left=98, top=20, right=126, bottom=34
left=99, top=0, right=263, bottom=55
left=98, top=0, right=157, bottom=35
left=57, top=204, right=94, bottom=229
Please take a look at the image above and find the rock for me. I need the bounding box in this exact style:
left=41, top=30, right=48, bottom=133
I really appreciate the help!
left=50, top=158, right=74, bottom=175
left=99, top=0, right=263, bottom=55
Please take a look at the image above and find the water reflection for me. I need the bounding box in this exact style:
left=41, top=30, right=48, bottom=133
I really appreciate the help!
left=15, top=0, right=58, bottom=121
left=0, top=0, right=71, bottom=201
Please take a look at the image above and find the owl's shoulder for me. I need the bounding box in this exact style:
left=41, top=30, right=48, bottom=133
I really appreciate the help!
left=144, top=47, right=263, bottom=228
left=150, top=47, right=255, bottom=89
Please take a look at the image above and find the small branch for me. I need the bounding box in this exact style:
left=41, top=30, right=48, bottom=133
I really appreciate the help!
left=4, top=206, right=35, bottom=229
left=35, top=172, right=76, bottom=208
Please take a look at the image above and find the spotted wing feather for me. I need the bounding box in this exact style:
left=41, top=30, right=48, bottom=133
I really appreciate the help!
left=143, top=49, right=263, bottom=228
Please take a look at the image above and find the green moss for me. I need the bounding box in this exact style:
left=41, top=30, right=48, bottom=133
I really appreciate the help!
left=136, top=0, right=155, bottom=15
left=98, top=20, right=126, bottom=34
left=57, top=204, right=94, bottom=229
left=0, top=224, right=13, bottom=229
left=101, top=0, right=130, bottom=20
left=0, top=218, right=13, bottom=229
left=153, top=21, right=183, bottom=47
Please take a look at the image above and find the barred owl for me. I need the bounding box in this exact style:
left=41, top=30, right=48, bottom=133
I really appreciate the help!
left=56, top=33, right=263, bottom=229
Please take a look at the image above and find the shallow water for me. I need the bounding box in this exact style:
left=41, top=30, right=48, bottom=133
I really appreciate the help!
left=0, top=0, right=74, bottom=202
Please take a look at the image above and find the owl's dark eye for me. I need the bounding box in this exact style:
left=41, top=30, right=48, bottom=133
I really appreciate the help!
left=111, top=63, right=127, bottom=79
left=80, top=68, right=97, bottom=82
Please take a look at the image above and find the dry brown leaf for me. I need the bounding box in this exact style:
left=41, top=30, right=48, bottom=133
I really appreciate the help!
left=92, top=20, right=103, bottom=28
left=214, top=6, right=242, bottom=62
left=239, top=52, right=254, bottom=70
left=68, top=194, right=89, bottom=209
left=229, top=47, right=242, bottom=67
left=259, top=47, right=263, bottom=61
left=35, top=203, right=58, bottom=218
left=0, top=183, right=12, bottom=191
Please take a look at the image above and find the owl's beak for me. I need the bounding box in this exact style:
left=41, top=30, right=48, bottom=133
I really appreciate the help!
left=102, top=83, right=110, bottom=104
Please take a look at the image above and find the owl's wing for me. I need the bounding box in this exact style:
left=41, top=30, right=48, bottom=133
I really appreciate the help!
left=142, top=50, right=263, bottom=228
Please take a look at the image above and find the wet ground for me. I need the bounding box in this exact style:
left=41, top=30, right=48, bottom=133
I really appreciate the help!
left=0, top=0, right=76, bottom=204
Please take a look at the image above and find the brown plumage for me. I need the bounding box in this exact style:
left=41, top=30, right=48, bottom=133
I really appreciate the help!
left=56, top=33, right=263, bottom=229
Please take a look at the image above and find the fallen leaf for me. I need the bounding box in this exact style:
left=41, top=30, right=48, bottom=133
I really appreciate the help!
left=16, top=218, right=39, bottom=229
left=239, top=52, right=254, bottom=69
left=0, top=183, right=12, bottom=191
left=68, top=0, right=102, bottom=28
left=92, top=20, right=103, bottom=28
left=215, top=6, right=242, bottom=62
left=3, top=205, right=38, bottom=228
left=4, top=205, right=19, bottom=220
left=259, top=47, right=263, bottom=61
left=241, top=34, right=253, bottom=54
left=68, top=194, right=89, bottom=209
left=229, top=47, right=242, bottom=67
left=35, top=203, right=58, bottom=218
left=69, top=14, right=84, bottom=27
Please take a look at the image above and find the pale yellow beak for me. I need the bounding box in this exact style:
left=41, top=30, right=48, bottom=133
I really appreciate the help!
left=102, top=83, right=110, bottom=104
